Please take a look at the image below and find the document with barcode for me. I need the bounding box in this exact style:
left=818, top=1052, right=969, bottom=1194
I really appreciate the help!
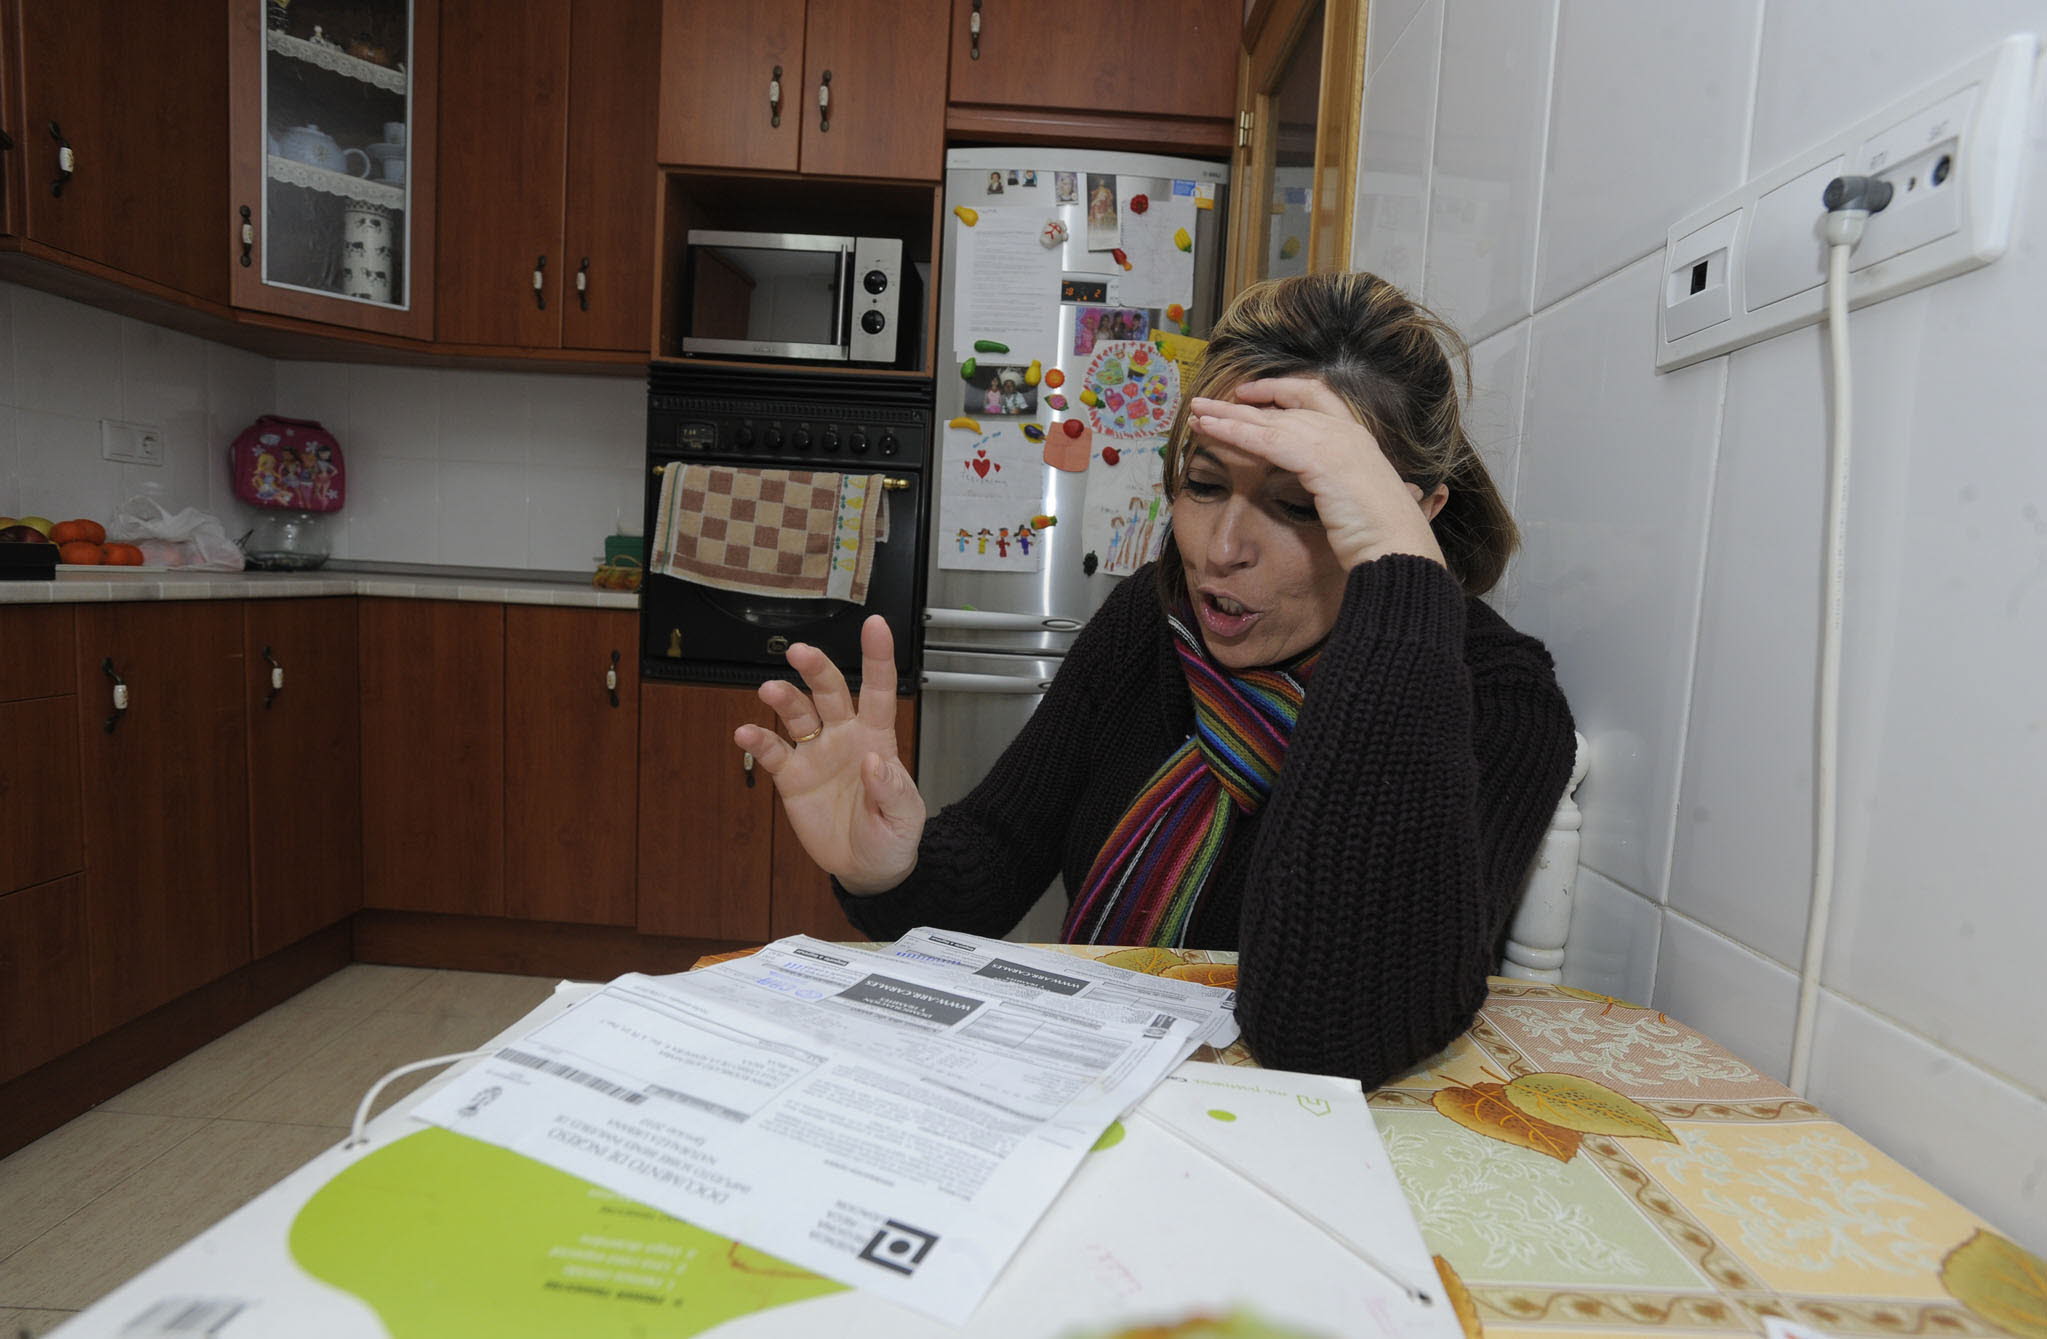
left=407, top=934, right=1225, bottom=1323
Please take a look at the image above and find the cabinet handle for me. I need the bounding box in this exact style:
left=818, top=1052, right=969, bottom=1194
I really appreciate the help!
left=769, top=64, right=783, bottom=128
left=102, top=657, right=128, bottom=732
left=817, top=70, right=831, bottom=134
left=49, top=121, right=74, bottom=197
left=970, top=0, right=983, bottom=60
left=742, top=750, right=756, bottom=788
left=532, top=254, right=547, bottom=309
left=238, top=205, right=254, bottom=268
left=605, top=649, right=620, bottom=708
left=262, top=645, right=285, bottom=709
left=576, top=256, right=590, bottom=312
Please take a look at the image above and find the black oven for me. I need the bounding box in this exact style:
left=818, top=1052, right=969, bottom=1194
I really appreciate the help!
left=641, top=366, right=931, bottom=695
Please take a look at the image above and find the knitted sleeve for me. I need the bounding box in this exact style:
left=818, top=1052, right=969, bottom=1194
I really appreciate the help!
left=834, top=574, right=1161, bottom=941
left=1231, top=554, right=1577, bottom=1086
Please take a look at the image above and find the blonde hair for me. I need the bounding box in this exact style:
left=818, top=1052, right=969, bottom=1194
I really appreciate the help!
left=1159, top=272, right=1518, bottom=598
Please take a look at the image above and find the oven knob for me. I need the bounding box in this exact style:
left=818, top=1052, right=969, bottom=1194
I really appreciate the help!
left=879, top=432, right=899, bottom=456
left=862, top=269, right=889, bottom=294
left=731, top=424, right=754, bottom=448
left=791, top=427, right=812, bottom=450
left=821, top=430, right=840, bottom=452
left=763, top=426, right=783, bottom=450
left=849, top=431, right=870, bottom=454
left=859, top=310, right=887, bottom=335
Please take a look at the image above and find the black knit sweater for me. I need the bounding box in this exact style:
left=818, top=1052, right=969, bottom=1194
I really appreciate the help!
left=839, top=554, right=1577, bottom=1088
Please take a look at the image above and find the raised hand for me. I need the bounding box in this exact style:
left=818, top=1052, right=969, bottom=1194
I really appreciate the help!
left=731, top=615, right=925, bottom=894
left=1188, top=377, right=1447, bottom=573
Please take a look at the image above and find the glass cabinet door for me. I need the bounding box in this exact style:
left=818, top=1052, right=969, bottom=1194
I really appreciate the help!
left=1228, top=0, right=1365, bottom=295
left=230, top=0, right=437, bottom=337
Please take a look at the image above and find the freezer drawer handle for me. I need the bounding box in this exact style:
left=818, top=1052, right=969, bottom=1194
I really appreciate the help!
left=920, top=670, right=1054, bottom=694
left=923, top=608, right=1082, bottom=633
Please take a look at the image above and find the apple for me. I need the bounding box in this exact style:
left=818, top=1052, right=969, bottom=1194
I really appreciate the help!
left=0, top=524, right=54, bottom=543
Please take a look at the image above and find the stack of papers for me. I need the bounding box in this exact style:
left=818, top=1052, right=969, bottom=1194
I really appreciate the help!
left=407, top=934, right=1238, bottom=1322
left=56, top=931, right=1461, bottom=1339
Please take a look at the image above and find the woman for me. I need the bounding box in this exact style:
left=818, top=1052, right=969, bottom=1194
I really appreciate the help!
left=732, top=273, right=1576, bottom=1087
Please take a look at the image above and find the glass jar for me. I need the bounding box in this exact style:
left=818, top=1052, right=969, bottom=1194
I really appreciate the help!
left=243, top=511, right=333, bottom=571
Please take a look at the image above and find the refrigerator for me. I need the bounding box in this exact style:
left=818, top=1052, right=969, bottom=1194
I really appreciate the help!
left=921, top=146, right=1231, bottom=941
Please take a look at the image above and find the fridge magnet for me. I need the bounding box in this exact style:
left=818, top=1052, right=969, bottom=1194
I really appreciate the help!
left=1045, top=394, right=1068, bottom=410
left=953, top=205, right=980, bottom=227
left=1128, top=193, right=1149, bottom=215
left=1020, top=423, right=1047, bottom=443
left=1110, top=248, right=1132, bottom=271
left=948, top=416, right=984, bottom=432
left=964, top=363, right=1039, bottom=417
left=973, top=338, right=1012, bottom=353
left=1072, top=306, right=1151, bottom=356
left=1044, top=367, right=1066, bottom=389
left=1007, top=168, right=1021, bottom=185
left=1085, top=173, right=1120, bottom=250
left=938, top=426, right=1048, bottom=572
left=1023, top=170, right=1038, bottom=188
left=1083, top=551, right=1099, bottom=577
left=1083, top=339, right=1179, bottom=439
left=1055, top=171, right=1079, bottom=205
left=1024, top=359, right=1043, bottom=385
left=1039, top=219, right=1068, bottom=248
left=985, top=171, right=1006, bottom=195
left=1043, top=418, right=1091, bottom=472
left=1151, top=329, right=1209, bottom=381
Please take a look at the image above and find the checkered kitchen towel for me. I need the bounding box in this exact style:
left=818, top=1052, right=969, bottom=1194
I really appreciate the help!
left=649, top=465, right=889, bottom=604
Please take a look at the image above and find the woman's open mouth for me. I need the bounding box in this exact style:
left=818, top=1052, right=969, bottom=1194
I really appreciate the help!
left=1197, top=590, right=1259, bottom=638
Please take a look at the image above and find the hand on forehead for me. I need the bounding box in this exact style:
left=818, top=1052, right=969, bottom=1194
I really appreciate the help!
left=1219, top=376, right=1360, bottom=420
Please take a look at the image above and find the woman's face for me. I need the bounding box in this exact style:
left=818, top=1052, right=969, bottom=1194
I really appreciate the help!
left=1170, top=423, right=1348, bottom=670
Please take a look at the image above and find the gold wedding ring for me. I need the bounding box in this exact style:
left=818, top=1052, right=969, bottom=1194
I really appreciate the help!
left=791, top=725, right=825, bottom=744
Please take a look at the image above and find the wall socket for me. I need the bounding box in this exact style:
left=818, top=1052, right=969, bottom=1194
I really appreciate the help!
left=1657, top=32, right=2036, bottom=371
left=101, top=419, right=165, bottom=466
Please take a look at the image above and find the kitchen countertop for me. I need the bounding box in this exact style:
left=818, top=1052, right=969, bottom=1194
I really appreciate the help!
left=0, top=568, right=639, bottom=609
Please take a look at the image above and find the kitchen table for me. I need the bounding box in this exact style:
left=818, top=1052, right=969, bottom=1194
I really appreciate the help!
left=51, top=946, right=2045, bottom=1339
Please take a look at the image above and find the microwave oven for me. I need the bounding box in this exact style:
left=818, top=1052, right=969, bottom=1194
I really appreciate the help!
left=680, top=230, right=908, bottom=365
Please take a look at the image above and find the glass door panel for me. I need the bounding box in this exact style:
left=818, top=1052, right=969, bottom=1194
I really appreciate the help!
left=261, top=2, right=415, bottom=307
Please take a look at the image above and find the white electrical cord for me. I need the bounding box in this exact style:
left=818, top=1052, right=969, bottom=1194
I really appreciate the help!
left=1787, top=198, right=1874, bottom=1095
left=345, top=1049, right=494, bottom=1148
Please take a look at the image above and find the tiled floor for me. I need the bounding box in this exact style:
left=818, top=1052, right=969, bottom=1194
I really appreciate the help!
left=0, top=964, right=560, bottom=1336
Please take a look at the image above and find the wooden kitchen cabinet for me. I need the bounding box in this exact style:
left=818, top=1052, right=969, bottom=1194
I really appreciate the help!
left=658, top=0, right=947, bottom=181
left=358, top=599, right=505, bottom=916
left=244, top=598, right=361, bottom=957
left=75, top=603, right=253, bottom=1032
left=0, top=607, right=83, bottom=897
left=435, top=0, right=660, bottom=352
left=10, top=0, right=230, bottom=302
left=637, top=681, right=916, bottom=941
left=0, top=875, right=92, bottom=1084
left=944, top=0, right=1242, bottom=148
left=227, top=0, right=440, bottom=339
left=637, top=682, right=774, bottom=940
left=504, top=607, right=640, bottom=925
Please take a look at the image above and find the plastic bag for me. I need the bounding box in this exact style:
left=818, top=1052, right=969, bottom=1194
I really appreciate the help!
left=106, top=496, right=246, bottom=571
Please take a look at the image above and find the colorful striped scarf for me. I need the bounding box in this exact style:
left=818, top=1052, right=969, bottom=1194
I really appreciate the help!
left=1061, top=611, right=1319, bottom=947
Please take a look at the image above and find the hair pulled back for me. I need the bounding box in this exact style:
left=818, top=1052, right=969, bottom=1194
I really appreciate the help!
left=1158, top=271, right=1517, bottom=598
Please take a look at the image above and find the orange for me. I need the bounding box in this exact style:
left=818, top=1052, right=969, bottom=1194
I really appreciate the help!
left=58, top=541, right=104, bottom=564
left=102, top=543, right=144, bottom=566
left=50, top=518, right=106, bottom=545
left=1098, top=947, right=1187, bottom=976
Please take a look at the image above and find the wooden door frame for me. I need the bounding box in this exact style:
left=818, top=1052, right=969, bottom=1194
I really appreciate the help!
left=1228, top=0, right=1368, bottom=297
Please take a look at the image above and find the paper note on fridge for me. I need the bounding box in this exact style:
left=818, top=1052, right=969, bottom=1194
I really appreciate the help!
left=950, top=206, right=1061, bottom=365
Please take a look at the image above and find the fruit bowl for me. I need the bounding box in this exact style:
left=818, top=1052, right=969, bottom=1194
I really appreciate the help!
left=243, top=549, right=331, bottom=572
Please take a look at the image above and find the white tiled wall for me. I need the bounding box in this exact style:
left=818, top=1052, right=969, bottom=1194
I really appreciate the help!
left=1358, top=0, right=2047, bottom=1248
left=2, top=281, right=644, bottom=572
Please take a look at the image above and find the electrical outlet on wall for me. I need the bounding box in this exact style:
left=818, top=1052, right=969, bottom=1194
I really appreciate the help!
left=101, top=419, right=164, bottom=466
left=1657, top=32, right=2036, bottom=371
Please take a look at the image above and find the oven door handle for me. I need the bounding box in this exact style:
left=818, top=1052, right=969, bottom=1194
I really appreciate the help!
left=920, top=670, right=1054, bottom=694
left=923, top=608, right=1084, bottom=633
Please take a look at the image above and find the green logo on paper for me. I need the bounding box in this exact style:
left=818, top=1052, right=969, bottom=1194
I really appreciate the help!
left=290, top=1128, right=844, bottom=1338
